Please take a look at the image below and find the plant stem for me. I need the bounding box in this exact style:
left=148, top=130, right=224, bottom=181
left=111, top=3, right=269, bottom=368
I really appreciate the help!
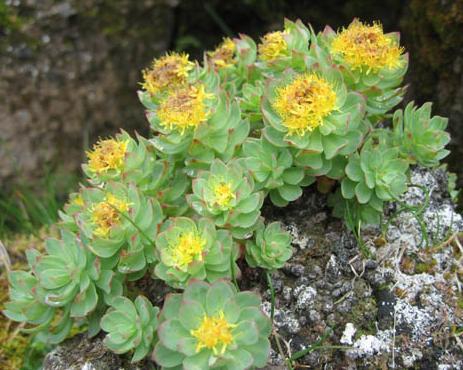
left=266, top=270, right=275, bottom=322
left=230, top=252, right=238, bottom=289
left=113, top=206, right=156, bottom=247
left=290, top=327, right=343, bottom=361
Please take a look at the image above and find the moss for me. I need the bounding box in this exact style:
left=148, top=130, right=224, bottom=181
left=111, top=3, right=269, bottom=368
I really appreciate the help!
left=414, top=258, right=437, bottom=274
left=0, top=267, right=29, bottom=369
left=0, top=230, right=52, bottom=368
left=0, top=3, right=22, bottom=33
left=348, top=296, right=377, bottom=336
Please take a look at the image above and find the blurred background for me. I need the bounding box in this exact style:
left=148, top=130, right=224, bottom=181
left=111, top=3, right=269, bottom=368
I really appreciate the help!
left=1, top=0, right=462, bottom=235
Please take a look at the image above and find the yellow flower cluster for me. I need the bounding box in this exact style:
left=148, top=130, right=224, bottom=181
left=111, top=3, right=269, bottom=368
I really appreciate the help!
left=207, top=37, right=236, bottom=69
left=258, top=31, right=288, bottom=62
left=213, top=181, right=235, bottom=209
left=157, top=84, right=212, bottom=134
left=141, top=52, right=194, bottom=96
left=273, top=74, right=337, bottom=136
left=190, top=311, right=236, bottom=354
left=86, top=139, right=128, bottom=175
left=91, top=194, right=130, bottom=238
left=331, top=20, right=404, bottom=73
left=170, top=231, right=205, bottom=269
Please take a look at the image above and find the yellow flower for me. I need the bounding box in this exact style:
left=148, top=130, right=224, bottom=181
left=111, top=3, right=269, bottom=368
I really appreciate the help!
left=141, top=52, right=194, bottom=95
left=258, top=31, right=288, bottom=61
left=212, top=181, right=235, bottom=209
left=91, top=194, right=130, bottom=238
left=190, top=311, right=236, bottom=354
left=86, top=138, right=128, bottom=175
left=157, top=84, right=212, bottom=134
left=170, top=231, right=206, bottom=270
left=331, top=19, right=404, bottom=73
left=272, top=74, right=337, bottom=136
left=207, top=37, right=236, bottom=68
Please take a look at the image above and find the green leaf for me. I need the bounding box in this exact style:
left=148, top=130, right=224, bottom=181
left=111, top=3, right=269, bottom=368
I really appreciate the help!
left=178, top=300, right=205, bottom=330
left=161, top=294, right=182, bottom=320
left=183, top=350, right=211, bottom=370
left=205, top=280, right=235, bottom=316
left=269, top=190, right=289, bottom=207
left=345, top=155, right=362, bottom=182
left=158, top=319, right=190, bottom=351
left=236, top=291, right=261, bottom=308
left=355, top=182, right=373, bottom=204
left=278, top=184, right=303, bottom=202
left=244, top=337, right=271, bottom=367
left=153, top=342, right=185, bottom=368
left=70, top=283, right=98, bottom=317
left=282, top=167, right=304, bottom=185
left=227, top=348, right=254, bottom=370
left=341, top=178, right=356, bottom=199
left=232, top=320, right=259, bottom=345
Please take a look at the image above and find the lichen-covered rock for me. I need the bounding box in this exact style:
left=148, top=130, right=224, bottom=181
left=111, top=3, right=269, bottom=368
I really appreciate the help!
left=43, top=334, right=148, bottom=370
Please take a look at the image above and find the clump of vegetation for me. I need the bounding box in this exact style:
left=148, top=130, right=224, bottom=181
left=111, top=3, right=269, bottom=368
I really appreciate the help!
left=3, top=18, right=451, bottom=368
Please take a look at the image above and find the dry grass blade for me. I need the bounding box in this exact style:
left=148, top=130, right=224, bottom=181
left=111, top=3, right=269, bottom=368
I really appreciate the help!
left=0, top=240, right=11, bottom=273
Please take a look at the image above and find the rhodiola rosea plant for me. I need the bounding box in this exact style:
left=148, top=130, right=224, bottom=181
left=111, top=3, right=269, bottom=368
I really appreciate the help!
left=4, top=18, right=451, bottom=368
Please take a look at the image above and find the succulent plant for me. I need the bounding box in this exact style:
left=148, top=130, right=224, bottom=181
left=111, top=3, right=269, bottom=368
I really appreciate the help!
left=4, top=229, right=125, bottom=342
left=333, top=131, right=409, bottom=225
left=206, top=37, right=237, bottom=71
left=187, top=159, right=264, bottom=238
left=140, top=52, right=194, bottom=98
left=101, top=295, right=159, bottom=362
left=245, top=221, right=292, bottom=270
left=261, top=68, right=367, bottom=160
left=3, top=271, right=55, bottom=330
left=153, top=279, right=271, bottom=369
left=153, top=217, right=239, bottom=288
left=393, top=102, right=450, bottom=167
left=342, top=132, right=409, bottom=203
left=143, top=82, right=249, bottom=172
left=83, top=131, right=172, bottom=193
left=75, top=182, right=163, bottom=273
left=5, top=17, right=454, bottom=368
left=242, top=137, right=309, bottom=206
left=239, top=81, right=264, bottom=124
left=257, top=19, right=311, bottom=72
left=315, top=19, right=408, bottom=119
left=28, top=230, right=124, bottom=315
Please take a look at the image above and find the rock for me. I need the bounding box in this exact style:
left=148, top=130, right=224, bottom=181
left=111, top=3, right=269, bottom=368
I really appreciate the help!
left=0, top=0, right=176, bottom=189
left=340, top=323, right=356, bottom=345
left=43, top=334, right=147, bottom=370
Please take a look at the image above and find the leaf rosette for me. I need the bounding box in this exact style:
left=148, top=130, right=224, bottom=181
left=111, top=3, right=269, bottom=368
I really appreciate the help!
left=75, top=182, right=163, bottom=274
left=27, top=230, right=123, bottom=315
left=256, top=19, right=311, bottom=73
left=393, top=102, right=450, bottom=167
left=315, top=20, right=408, bottom=118
left=3, top=271, right=55, bottom=330
left=242, top=138, right=310, bottom=206
left=153, top=217, right=239, bottom=288
left=245, top=221, right=293, bottom=270
left=335, top=131, right=409, bottom=225
left=261, top=67, right=366, bottom=161
left=101, top=295, right=159, bottom=362
left=144, top=81, right=250, bottom=173
left=153, top=279, right=271, bottom=369
left=187, top=159, right=264, bottom=239
left=4, top=230, right=125, bottom=343
left=83, top=131, right=172, bottom=194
